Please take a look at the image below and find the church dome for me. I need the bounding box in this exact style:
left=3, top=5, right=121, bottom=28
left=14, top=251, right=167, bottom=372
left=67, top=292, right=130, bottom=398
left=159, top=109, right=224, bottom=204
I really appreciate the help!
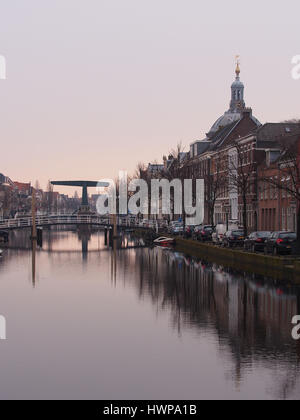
left=208, top=111, right=241, bottom=136
left=206, top=59, right=260, bottom=137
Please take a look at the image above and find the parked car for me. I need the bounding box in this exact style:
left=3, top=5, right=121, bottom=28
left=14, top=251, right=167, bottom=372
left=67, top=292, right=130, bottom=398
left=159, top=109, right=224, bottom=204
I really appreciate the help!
left=172, top=223, right=184, bottom=235
left=185, top=225, right=194, bottom=238
left=196, top=225, right=213, bottom=242
left=212, top=221, right=239, bottom=245
left=193, top=225, right=202, bottom=238
left=222, top=230, right=245, bottom=248
left=264, top=231, right=297, bottom=255
left=168, top=221, right=180, bottom=234
left=244, top=231, right=272, bottom=252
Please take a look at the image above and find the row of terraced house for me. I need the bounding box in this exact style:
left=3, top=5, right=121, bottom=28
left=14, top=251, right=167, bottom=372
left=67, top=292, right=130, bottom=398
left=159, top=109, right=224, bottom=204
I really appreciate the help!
left=149, top=62, right=300, bottom=233
left=0, top=175, right=80, bottom=219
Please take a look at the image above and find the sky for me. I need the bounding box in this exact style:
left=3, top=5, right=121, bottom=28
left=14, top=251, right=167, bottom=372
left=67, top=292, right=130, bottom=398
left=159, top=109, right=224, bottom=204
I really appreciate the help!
left=1, top=0, right=300, bottom=196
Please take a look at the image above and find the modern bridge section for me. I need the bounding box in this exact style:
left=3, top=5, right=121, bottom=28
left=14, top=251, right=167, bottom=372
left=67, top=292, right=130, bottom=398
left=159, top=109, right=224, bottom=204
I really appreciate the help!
left=50, top=180, right=109, bottom=213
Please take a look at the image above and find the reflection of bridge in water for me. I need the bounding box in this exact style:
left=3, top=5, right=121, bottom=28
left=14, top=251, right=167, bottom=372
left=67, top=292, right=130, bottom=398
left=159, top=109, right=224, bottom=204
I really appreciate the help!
left=5, top=244, right=147, bottom=253
left=4, top=230, right=146, bottom=253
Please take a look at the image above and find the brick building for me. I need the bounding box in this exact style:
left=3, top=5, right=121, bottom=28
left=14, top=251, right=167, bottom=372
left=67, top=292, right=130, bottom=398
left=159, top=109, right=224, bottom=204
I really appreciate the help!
left=182, top=61, right=261, bottom=227
left=181, top=61, right=300, bottom=232
left=257, top=130, right=300, bottom=232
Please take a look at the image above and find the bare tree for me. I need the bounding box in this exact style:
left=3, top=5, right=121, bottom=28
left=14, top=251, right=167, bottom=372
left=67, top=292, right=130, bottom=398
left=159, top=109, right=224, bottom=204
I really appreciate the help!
left=46, top=180, right=54, bottom=214
left=0, top=186, right=12, bottom=218
left=207, top=154, right=227, bottom=227
left=165, top=142, right=187, bottom=224
left=34, top=180, right=41, bottom=191
left=227, top=140, right=257, bottom=237
left=261, top=134, right=300, bottom=251
left=134, top=160, right=165, bottom=220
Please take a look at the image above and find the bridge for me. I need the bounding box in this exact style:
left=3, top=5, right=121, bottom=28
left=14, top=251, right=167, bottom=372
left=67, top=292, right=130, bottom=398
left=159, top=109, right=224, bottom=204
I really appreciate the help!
left=51, top=180, right=108, bottom=213
left=0, top=214, right=167, bottom=231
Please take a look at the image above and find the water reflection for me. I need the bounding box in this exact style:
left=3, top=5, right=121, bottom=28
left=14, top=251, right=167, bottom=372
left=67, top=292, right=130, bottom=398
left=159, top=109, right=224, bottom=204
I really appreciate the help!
left=0, top=230, right=300, bottom=399
left=109, top=246, right=300, bottom=399
left=31, top=239, right=36, bottom=288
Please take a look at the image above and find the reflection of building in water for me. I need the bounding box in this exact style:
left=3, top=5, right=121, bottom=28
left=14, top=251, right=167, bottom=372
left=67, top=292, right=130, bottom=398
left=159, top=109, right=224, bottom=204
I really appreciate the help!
left=112, top=247, right=300, bottom=398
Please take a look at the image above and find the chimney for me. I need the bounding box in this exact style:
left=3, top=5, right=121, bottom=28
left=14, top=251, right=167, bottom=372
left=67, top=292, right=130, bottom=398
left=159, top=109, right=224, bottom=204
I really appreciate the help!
left=242, top=107, right=252, bottom=119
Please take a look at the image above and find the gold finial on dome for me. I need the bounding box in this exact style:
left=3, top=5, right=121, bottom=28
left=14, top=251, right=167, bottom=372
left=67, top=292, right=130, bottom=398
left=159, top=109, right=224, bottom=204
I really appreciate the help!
left=235, top=55, right=240, bottom=76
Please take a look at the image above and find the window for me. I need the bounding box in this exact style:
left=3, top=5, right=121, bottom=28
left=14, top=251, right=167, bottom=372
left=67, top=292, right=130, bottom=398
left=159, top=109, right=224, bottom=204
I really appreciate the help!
left=260, top=184, right=263, bottom=200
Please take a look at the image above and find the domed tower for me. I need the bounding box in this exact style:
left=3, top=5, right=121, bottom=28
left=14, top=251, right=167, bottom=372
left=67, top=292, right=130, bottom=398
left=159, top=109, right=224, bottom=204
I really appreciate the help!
left=206, top=57, right=260, bottom=138
left=230, top=57, right=245, bottom=112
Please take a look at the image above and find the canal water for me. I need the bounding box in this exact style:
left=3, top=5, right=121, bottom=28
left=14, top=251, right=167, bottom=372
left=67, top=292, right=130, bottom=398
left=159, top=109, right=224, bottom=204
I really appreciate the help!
left=0, top=229, right=300, bottom=400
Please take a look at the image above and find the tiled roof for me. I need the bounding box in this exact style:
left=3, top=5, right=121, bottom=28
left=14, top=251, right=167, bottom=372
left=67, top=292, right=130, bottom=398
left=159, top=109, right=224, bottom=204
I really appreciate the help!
left=255, top=123, right=300, bottom=149
left=208, top=120, right=241, bottom=150
left=256, top=123, right=300, bottom=141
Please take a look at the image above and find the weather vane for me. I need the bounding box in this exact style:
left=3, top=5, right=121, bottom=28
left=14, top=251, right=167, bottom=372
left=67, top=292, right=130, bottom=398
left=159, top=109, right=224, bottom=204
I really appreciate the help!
left=235, top=55, right=241, bottom=76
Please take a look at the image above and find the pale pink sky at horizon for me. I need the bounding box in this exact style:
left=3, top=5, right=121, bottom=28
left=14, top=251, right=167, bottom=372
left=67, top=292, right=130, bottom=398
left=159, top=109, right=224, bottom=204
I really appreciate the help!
left=1, top=0, right=300, bottom=196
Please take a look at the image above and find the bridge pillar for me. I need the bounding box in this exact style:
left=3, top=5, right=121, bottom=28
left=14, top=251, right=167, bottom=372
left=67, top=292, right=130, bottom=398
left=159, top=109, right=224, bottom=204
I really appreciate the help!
left=51, top=180, right=109, bottom=215
left=79, top=184, right=90, bottom=213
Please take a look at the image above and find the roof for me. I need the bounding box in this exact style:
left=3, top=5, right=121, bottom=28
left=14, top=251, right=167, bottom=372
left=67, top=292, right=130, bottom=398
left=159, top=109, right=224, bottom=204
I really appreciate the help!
left=256, top=123, right=300, bottom=148
left=14, top=181, right=31, bottom=192
left=208, top=120, right=240, bottom=149
left=207, top=111, right=241, bottom=137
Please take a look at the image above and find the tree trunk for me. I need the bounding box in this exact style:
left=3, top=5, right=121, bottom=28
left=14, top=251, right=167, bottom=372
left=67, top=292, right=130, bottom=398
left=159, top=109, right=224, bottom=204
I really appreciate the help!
left=243, top=192, right=248, bottom=238
left=210, top=207, right=214, bottom=227
left=210, top=202, right=215, bottom=227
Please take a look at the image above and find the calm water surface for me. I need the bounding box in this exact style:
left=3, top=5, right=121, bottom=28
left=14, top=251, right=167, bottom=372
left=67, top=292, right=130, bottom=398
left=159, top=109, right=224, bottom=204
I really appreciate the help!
left=0, top=229, right=300, bottom=400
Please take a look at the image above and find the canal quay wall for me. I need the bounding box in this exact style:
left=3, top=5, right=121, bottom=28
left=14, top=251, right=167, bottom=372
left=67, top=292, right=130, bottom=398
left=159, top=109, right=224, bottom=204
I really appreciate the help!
left=174, top=237, right=300, bottom=284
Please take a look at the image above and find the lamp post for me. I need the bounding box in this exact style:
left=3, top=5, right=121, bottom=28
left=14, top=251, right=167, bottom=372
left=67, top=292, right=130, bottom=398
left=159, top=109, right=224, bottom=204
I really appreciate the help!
left=207, top=155, right=212, bottom=225
left=224, top=204, right=230, bottom=231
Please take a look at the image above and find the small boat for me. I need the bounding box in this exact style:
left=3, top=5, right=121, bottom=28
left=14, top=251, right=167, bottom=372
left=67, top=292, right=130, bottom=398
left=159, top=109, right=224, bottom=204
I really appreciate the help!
left=153, top=237, right=175, bottom=247
left=0, top=249, right=3, bottom=257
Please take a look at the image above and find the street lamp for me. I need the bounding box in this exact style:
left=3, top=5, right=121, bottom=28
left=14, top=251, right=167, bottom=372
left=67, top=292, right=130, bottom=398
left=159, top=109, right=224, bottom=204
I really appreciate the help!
left=224, top=205, right=230, bottom=231
left=206, top=155, right=212, bottom=225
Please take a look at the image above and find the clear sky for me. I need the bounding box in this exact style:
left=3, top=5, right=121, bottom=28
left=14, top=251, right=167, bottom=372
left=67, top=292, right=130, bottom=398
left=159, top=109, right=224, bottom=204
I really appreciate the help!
left=1, top=0, right=300, bottom=195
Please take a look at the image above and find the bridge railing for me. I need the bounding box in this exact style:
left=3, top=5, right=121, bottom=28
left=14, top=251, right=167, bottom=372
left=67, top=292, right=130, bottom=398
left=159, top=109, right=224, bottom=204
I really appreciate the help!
left=0, top=214, right=169, bottom=230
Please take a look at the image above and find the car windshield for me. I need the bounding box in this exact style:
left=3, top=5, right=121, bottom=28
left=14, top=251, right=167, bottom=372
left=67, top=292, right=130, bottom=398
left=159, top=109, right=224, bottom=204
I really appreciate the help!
left=279, top=233, right=296, bottom=239
left=257, top=231, right=271, bottom=237
left=232, top=230, right=244, bottom=236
